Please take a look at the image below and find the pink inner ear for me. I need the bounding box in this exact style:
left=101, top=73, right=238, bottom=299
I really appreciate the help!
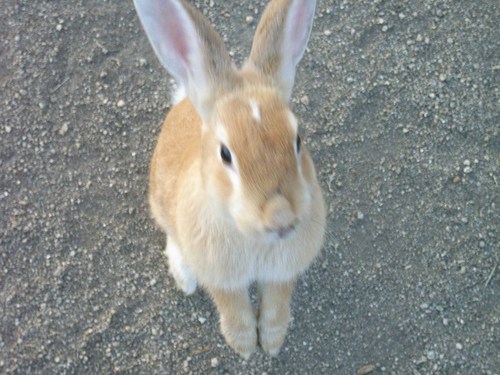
left=291, top=1, right=308, bottom=43
left=169, top=26, right=189, bottom=62
left=158, top=2, right=190, bottom=63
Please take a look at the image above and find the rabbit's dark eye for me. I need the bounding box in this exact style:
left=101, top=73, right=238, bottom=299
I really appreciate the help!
left=296, top=135, right=301, bottom=153
left=220, top=144, right=232, bottom=165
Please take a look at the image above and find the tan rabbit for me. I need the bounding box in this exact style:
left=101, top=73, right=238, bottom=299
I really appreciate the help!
left=134, top=0, right=326, bottom=358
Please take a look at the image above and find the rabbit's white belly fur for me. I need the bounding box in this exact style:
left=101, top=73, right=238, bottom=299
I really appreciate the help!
left=174, top=163, right=324, bottom=291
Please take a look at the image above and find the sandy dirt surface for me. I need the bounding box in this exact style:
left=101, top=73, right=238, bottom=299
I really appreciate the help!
left=1, top=0, right=498, bottom=373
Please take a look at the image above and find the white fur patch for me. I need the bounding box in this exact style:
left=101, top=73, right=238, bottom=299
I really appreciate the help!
left=165, top=235, right=197, bottom=295
left=170, top=80, right=187, bottom=105
left=249, top=99, right=261, bottom=123
left=287, top=111, right=298, bottom=132
left=215, top=123, right=230, bottom=147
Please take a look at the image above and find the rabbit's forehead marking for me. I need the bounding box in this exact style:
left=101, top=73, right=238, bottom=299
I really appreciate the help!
left=249, top=99, right=261, bottom=123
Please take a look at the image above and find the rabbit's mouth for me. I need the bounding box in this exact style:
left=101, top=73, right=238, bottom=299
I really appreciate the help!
left=266, top=222, right=297, bottom=239
left=276, top=224, right=295, bottom=239
left=258, top=221, right=299, bottom=244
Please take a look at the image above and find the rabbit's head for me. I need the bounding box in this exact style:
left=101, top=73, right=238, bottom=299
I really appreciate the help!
left=203, top=84, right=317, bottom=241
left=135, top=0, right=317, bottom=241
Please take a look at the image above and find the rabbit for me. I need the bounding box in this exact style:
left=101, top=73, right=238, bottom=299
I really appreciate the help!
left=133, top=0, right=326, bottom=358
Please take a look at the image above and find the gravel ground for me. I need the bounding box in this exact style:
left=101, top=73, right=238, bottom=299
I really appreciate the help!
left=1, top=0, right=498, bottom=374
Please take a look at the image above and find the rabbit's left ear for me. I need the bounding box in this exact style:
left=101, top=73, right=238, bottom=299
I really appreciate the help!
left=247, top=0, right=316, bottom=102
left=134, top=0, right=237, bottom=121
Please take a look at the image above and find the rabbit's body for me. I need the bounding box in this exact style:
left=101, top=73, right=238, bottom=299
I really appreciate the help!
left=135, top=0, right=325, bottom=358
left=150, top=93, right=325, bottom=291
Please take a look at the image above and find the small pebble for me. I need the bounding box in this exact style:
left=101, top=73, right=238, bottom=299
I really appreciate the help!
left=382, top=25, right=388, bottom=32
left=210, top=357, right=219, bottom=367
left=376, top=18, right=385, bottom=25
left=357, top=211, right=364, bottom=220
left=452, top=176, right=461, bottom=184
left=300, top=95, right=310, bottom=106
left=117, top=99, right=125, bottom=107
left=198, top=316, right=206, bottom=324
left=456, top=343, right=463, bottom=350
left=427, top=351, right=436, bottom=360
left=357, top=364, right=376, bottom=375
left=439, top=73, right=447, bottom=82
left=463, top=159, right=471, bottom=166
left=139, top=58, right=147, bottom=67
left=324, top=29, right=332, bottom=36
left=479, top=241, right=485, bottom=248
left=5, top=126, right=12, bottom=133
left=245, top=16, right=254, bottom=24
left=59, top=123, right=69, bottom=136
left=416, top=356, right=427, bottom=365
left=443, top=318, right=449, bottom=325
left=56, top=24, right=63, bottom=31
left=463, top=166, right=472, bottom=174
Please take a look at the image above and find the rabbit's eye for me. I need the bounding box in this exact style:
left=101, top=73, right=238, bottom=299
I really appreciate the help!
left=220, top=144, right=232, bottom=165
left=296, top=135, right=301, bottom=153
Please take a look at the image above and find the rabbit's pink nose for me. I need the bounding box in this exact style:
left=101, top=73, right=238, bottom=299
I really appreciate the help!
left=263, top=195, right=297, bottom=237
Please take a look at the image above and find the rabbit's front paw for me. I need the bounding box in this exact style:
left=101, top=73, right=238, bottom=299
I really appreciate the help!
left=258, top=307, right=291, bottom=356
left=258, top=281, right=293, bottom=356
left=258, top=321, right=289, bottom=356
left=220, top=313, right=257, bottom=359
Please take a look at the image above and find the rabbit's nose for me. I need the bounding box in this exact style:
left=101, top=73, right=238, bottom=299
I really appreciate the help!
left=276, top=223, right=296, bottom=239
left=262, top=194, right=297, bottom=237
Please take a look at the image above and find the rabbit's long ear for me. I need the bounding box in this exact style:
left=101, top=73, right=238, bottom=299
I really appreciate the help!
left=248, top=0, right=316, bottom=102
left=134, top=0, right=237, bottom=121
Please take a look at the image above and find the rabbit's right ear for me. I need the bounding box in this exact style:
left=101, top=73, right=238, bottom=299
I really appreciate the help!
left=134, top=0, right=237, bottom=121
left=248, top=0, right=316, bottom=102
